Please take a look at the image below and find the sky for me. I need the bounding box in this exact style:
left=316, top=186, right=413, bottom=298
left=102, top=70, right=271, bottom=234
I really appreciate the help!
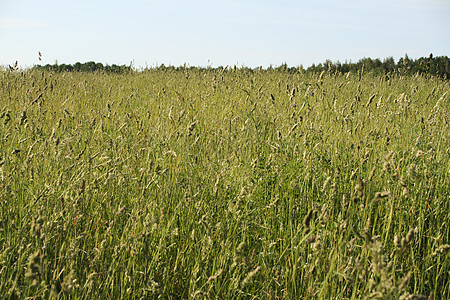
left=0, top=0, right=449, bottom=69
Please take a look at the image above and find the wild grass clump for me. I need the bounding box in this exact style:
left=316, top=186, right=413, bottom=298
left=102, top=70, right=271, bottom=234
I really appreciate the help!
left=0, top=68, right=448, bottom=298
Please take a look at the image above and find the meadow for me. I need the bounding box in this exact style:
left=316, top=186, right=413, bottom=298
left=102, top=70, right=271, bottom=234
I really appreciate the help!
left=0, top=67, right=448, bottom=299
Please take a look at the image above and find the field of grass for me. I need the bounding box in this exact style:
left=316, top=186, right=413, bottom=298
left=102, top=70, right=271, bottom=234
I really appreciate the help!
left=0, top=68, right=449, bottom=299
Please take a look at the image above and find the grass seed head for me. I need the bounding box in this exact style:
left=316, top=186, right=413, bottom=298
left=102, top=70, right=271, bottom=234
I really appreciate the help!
left=236, top=241, right=245, bottom=254
left=207, top=269, right=223, bottom=283
left=354, top=177, right=364, bottom=199
left=432, top=244, right=450, bottom=256
left=321, top=176, right=332, bottom=192
left=405, top=228, right=415, bottom=244
left=368, top=165, right=377, bottom=181
left=62, top=270, right=75, bottom=292
left=241, top=266, right=261, bottom=288
left=25, top=251, right=41, bottom=286
left=303, top=209, right=314, bottom=229
left=394, top=235, right=400, bottom=249
left=399, top=271, right=412, bottom=291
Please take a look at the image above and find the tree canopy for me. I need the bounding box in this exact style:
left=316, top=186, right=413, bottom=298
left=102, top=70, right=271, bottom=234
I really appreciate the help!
left=33, top=61, right=132, bottom=73
left=304, top=54, right=449, bottom=79
left=30, top=54, right=449, bottom=79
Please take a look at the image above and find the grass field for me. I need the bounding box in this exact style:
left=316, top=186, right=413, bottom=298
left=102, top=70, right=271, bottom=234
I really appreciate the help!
left=0, top=68, right=449, bottom=299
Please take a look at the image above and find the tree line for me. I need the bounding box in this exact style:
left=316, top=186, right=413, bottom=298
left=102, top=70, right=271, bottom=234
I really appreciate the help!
left=31, top=54, right=449, bottom=79
left=304, top=54, right=449, bottom=79
left=33, top=61, right=132, bottom=73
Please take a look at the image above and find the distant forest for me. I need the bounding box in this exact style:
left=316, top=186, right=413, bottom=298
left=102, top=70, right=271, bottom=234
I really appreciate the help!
left=33, top=61, right=132, bottom=73
left=31, top=54, right=449, bottom=79
left=304, top=54, right=449, bottom=79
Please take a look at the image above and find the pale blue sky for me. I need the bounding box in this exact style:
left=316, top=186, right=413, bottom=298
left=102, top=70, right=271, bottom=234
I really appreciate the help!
left=1, top=0, right=449, bottom=68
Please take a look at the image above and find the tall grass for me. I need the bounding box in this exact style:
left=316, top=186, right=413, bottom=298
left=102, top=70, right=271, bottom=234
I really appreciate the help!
left=0, top=68, right=448, bottom=299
